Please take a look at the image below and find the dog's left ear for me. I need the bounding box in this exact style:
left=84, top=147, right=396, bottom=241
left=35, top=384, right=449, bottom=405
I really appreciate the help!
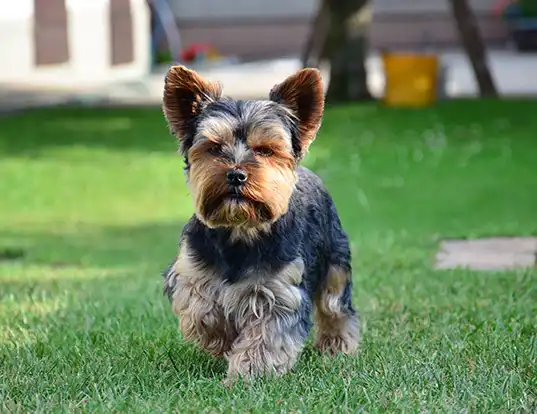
left=162, top=65, right=222, bottom=142
left=269, top=68, right=324, bottom=156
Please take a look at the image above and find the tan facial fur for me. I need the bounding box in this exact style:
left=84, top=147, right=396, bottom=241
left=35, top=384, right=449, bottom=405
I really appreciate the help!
left=187, top=116, right=297, bottom=232
left=229, top=224, right=272, bottom=245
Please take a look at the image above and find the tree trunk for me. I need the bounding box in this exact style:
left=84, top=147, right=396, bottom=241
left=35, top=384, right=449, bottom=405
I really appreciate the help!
left=450, top=0, right=498, bottom=97
left=301, top=1, right=329, bottom=68
left=324, top=0, right=373, bottom=103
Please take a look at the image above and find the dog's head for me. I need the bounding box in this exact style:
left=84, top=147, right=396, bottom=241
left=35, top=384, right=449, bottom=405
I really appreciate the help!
left=162, top=66, right=324, bottom=229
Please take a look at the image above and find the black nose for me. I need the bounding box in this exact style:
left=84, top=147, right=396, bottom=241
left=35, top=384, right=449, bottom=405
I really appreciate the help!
left=226, top=169, right=248, bottom=186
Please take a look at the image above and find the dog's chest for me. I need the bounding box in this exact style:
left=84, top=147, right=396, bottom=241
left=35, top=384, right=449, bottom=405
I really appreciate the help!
left=170, top=240, right=305, bottom=324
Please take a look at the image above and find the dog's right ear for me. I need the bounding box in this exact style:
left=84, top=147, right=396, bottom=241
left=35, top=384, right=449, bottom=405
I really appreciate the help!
left=162, top=65, right=222, bottom=141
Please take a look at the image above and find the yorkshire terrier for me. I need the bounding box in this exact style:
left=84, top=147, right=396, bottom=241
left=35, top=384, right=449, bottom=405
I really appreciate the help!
left=161, top=65, right=360, bottom=383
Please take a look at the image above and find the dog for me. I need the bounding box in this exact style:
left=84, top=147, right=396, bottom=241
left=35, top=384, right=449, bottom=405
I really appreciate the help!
left=161, top=65, right=360, bottom=383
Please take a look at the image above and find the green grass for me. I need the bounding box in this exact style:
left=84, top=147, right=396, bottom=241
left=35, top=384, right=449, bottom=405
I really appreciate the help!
left=1, top=100, right=536, bottom=412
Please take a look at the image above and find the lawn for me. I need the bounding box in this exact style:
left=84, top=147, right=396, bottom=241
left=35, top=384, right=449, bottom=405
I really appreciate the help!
left=1, top=100, right=536, bottom=412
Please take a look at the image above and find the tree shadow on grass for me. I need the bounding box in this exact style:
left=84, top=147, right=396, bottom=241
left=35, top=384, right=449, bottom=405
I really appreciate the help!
left=0, top=220, right=185, bottom=271
left=0, top=106, right=177, bottom=156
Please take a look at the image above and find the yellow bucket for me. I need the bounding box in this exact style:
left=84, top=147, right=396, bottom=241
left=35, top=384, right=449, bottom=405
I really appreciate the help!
left=382, top=52, right=439, bottom=107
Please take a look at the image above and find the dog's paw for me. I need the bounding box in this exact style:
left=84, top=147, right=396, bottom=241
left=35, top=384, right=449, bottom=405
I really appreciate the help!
left=314, top=334, right=359, bottom=356
left=220, top=374, right=253, bottom=388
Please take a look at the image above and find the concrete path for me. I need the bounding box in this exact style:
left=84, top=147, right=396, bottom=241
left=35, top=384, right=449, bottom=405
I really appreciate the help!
left=171, top=49, right=537, bottom=99
left=1, top=49, right=536, bottom=114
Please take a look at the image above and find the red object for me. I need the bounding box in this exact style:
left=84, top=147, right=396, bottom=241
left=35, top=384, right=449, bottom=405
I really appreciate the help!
left=491, top=0, right=516, bottom=16
left=180, top=43, right=214, bottom=62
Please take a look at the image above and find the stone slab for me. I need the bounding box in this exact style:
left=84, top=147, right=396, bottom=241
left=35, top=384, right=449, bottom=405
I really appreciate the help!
left=435, top=237, right=537, bottom=271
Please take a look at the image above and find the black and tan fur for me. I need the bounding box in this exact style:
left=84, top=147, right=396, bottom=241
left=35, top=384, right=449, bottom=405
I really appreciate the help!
left=162, top=65, right=360, bottom=383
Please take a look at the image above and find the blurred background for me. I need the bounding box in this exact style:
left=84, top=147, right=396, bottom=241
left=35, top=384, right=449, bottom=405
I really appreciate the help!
left=1, top=1, right=536, bottom=411
left=1, top=0, right=536, bottom=108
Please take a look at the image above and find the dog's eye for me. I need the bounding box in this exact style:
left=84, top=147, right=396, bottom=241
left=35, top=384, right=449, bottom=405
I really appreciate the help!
left=208, top=143, right=222, bottom=156
left=254, top=147, right=273, bottom=157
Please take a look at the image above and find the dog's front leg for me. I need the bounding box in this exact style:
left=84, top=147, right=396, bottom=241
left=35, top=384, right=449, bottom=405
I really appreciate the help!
left=221, top=261, right=311, bottom=382
left=168, top=243, right=236, bottom=357
left=225, top=313, right=308, bottom=382
left=172, top=273, right=235, bottom=357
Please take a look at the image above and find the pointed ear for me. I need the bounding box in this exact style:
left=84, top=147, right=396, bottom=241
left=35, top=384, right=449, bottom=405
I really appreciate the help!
left=269, top=68, right=324, bottom=155
left=162, top=65, right=222, bottom=140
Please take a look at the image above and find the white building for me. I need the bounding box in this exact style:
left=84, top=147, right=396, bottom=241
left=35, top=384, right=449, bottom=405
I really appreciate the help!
left=0, top=0, right=151, bottom=87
